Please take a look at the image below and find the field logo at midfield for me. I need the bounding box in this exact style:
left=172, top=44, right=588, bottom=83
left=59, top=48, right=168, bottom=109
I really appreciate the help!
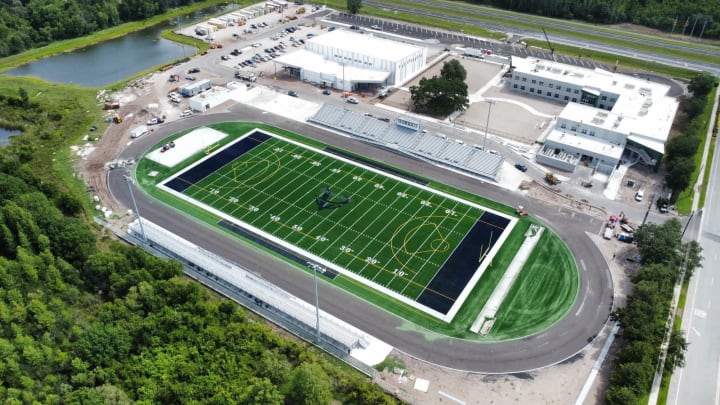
left=390, top=215, right=455, bottom=273
left=230, top=151, right=282, bottom=188
left=315, top=187, right=351, bottom=211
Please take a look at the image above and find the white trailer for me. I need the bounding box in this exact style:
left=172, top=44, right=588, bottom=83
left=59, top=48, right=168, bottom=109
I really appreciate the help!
left=130, top=125, right=149, bottom=139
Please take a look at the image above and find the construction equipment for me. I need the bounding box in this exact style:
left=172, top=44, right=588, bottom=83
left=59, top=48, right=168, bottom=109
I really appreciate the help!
left=113, top=113, right=122, bottom=124
left=542, top=28, right=555, bottom=61
left=545, top=172, right=561, bottom=185
left=516, top=205, right=528, bottom=216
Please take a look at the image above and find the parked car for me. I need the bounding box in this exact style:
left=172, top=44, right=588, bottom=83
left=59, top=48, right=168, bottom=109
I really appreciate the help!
left=180, top=109, right=192, bottom=117
left=634, top=189, right=645, bottom=202
left=221, top=55, right=231, bottom=61
left=287, top=90, right=299, bottom=97
left=350, top=25, right=359, bottom=30
left=370, top=25, right=382, bottom=30
left=322, top=89, right=331, bottom=95
left=328, top=26, right=336, bottom=32
left=346, top=96, right=359, bottom=104
left=185, top=76, right=196, bottom=81
left=514, top=163, right=528, bottom=172
left=147, top=117, right=159, bottom=125
left=188, top=67, right=200, bottom=73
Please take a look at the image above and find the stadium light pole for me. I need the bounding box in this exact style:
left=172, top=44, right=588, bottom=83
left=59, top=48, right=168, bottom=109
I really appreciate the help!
left=124, top=175, right=147, bottom=244
left=482, top=100, right=495, bottom=152
left=313, top=266, right=321, bottom=343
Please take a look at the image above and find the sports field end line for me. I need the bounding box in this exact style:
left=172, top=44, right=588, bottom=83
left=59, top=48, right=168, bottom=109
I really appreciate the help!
left=441, top=214, right=519, bottom=323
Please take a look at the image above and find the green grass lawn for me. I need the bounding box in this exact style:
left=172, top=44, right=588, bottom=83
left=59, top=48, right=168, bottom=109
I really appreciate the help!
left=137, top=122, right=578, bottom=341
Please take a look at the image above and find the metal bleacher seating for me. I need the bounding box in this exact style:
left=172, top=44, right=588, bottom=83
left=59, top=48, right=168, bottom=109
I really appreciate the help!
left=308, top=104, right=503, bottom=180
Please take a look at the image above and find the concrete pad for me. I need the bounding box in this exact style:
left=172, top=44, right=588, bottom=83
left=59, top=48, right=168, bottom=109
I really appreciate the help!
left=146, top=127, right=227, bottom=167
left=414, top=378, right=430, bottom=393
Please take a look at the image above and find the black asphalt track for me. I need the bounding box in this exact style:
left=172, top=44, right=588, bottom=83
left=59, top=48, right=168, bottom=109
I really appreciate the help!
left=109, top=107, right=612, bottom=373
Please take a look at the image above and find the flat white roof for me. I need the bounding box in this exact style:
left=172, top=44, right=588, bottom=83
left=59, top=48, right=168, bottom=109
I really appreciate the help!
left=307, top=30, right=423, bottom=62
left=146, top=127, right=227, bottom=167
left=546, top=129, right=624, bottom=160
left=274, top=49, right=391, bottom=83
left=514, top=57, right=678, bottom=154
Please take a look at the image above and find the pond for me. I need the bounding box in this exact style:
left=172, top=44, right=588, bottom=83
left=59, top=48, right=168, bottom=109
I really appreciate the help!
left=3, top=3, right=239, bottom=88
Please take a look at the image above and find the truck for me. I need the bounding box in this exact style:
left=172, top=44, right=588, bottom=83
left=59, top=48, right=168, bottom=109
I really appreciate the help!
left=545, top=172, right=561, bottom=185
left=235, top=71, right=257, bottom=82
left=130, top=125, right=148, bottom=139
left=462, top=48, right=486, bottom=59
left=617, top=233, right=634, bottom=243
left=180, top=79, right=212, bottom=97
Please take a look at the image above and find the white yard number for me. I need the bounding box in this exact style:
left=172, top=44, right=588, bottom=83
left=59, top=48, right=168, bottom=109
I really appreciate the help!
left=292, top=154, right=302, bottom=159
left=273, top=147, right=284, bottom=152
left=311, top=161, right=321, bottom=166
left=445, top=209, right=456, bottom=216
left=270, top=215, right=281, bottom=222
left=229, top=197, right=239, bottom=203
left=316, top=235, right=328, bottom=242
left=365, top=257, right=379, bottom=265
left=340, top=245, right=353, bottom=253
left=330, top=168, right=341, bottom=174
left=397, top=192, right=408, bottom=198
left=420, top=200, right=432, bottom=207
left=393, top=269, right=406, bottom=277
left=291, top=224, right=303, bottom=232
left=248, top=205, right=259, bottom=212
left=374, top=183, right=385, bottom=190
left=210, top=188, right=220, bottom=195
left=352, top=175, right=363, bottom=181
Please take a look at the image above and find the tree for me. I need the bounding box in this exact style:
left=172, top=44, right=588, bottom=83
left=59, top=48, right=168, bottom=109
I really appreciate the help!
left=664, top=157, right=695, bottom=195
left=633, top=219, right=682, bottom=265
left=410, top=76, right=469, bottom=116
left=665, top=135, right=700, bottom=159
left=666, top=330, right=688, bottom=369
left=347, top=0, right=362, bottom=14
left=605, top=385, right=639, bottom=404
left=440, top=59, right=467, bottom=81
left=688, top=73, right=717, bottom=97
left=240, top=377, right=283, bottom=405
left=289, top=363, right=333, bottom=405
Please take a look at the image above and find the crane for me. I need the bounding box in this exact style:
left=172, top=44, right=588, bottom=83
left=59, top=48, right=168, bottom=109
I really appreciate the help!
left=542, top=28, right=556, bottom=62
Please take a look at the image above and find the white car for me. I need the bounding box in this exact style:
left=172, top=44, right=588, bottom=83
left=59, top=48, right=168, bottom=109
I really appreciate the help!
left=346, top=96, right=359, bottom=104
left=180, top=109, right=192, bottom=117
left=147, top=117, right=159, bottom=125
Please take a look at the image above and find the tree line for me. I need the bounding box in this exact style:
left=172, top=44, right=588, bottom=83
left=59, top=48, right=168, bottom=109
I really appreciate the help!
left=605, top=220, right=702, bottom=403
left=0, top=85, right=402, bottom=404
left=471, top=0, right=719, bottom=38
left=0, top=0, right=198, bottom=57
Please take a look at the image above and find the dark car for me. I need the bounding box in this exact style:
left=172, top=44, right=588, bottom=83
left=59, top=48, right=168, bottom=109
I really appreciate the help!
left=350, top=25, right=359, bottom=30
left=322, top=89, right=331, bottom=95
left=188, top=67, right=200, bottom=74
left=514, top=163, right=528, bottom=172
left=287, top=90, right=298, bottom=97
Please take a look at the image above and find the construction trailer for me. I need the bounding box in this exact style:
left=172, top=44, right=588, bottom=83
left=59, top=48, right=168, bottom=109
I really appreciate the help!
left=208, top=18, right=228, bottom=29
left=180, top=79, right=212, bottom=97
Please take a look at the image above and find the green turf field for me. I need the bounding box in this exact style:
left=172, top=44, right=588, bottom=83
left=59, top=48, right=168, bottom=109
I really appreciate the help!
left=138, top=122, right=579, bottom=340
left=159, top=130, right=515, bottom=321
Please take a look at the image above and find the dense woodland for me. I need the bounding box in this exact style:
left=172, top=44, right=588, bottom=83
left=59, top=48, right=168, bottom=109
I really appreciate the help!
left=0, top=0, right=198, bottom=57
left=0, top=86, right=401, bottom=403
left=476, top=0, right=719, bottom=38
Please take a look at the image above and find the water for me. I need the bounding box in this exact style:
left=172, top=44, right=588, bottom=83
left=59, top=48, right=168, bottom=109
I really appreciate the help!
left=0, top=128, right=22, bottom=146
left=3, top=4, right=238, bottom=88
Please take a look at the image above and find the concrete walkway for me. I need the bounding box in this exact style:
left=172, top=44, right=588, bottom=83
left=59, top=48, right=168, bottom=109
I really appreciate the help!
left=470, top=225, right=544, bottom=334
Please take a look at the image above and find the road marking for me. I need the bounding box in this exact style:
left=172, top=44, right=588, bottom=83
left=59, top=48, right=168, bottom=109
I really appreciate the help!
left=580, top=259, right=586, bottom=272
left=438, top=390, right=465, bottom=405
left=692, top=327, right=701, bottom=337
left=695, top=309, right=708, bottom=319
left=715, top=355, right=720, bottom=405
left=710, top=300, right=712, bottom=309
left=575, top=282, right=589, bottom=316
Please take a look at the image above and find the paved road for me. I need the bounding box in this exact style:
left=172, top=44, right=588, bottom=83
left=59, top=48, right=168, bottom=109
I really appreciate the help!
left=108, top=108, right=613, bottom=373
left=336, top=1, right=720, bottom=76
left=669, top=93, right=720, bottom=404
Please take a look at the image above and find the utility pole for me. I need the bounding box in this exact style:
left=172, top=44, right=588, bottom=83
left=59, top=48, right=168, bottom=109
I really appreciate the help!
left=124, top=175, right=147, bottom=243
left=483, top=100, right=495, bottom=151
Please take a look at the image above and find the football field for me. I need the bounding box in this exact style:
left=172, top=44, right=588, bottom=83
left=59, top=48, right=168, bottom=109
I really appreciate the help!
left=160, top=129, right=515, bottom=321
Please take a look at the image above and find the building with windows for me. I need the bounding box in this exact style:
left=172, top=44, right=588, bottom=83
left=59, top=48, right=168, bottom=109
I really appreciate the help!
left=509, top=57, right=678, bottom=173
left=274, top=30, right=427, bottom=91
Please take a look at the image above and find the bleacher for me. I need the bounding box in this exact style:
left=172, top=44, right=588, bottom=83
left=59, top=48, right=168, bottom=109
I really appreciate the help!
left=309, top=104, right=504, bottom=180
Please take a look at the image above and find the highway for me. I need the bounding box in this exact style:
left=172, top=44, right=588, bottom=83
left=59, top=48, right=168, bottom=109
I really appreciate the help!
left=359, top=0, right=720, bottom=76
left=669, top=92, right=720, bottom=404
left=108, top=108, right=614, bottom=373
